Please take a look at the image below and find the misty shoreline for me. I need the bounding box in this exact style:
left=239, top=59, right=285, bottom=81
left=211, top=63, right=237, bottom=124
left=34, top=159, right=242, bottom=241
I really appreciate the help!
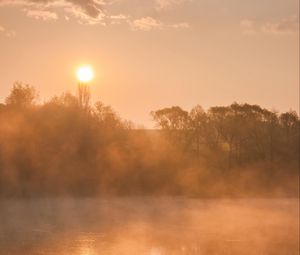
left=0, top=85, right=299, bottom=200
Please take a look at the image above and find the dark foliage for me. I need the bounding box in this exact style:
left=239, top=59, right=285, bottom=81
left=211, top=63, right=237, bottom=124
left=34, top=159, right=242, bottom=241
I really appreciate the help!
left=0, top=83, right=299, bottom=197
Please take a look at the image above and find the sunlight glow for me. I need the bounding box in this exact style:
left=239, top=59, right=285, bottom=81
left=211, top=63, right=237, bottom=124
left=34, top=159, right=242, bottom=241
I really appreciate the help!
left=76, top=66, right=94, bottom=83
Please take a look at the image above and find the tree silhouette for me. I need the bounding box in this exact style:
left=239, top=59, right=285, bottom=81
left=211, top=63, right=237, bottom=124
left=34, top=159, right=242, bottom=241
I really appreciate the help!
left=5, top=82, right=37, bottom=108
left=78, top=83, right=90, bottom=111
left=0, top=84, right=298, bottom=197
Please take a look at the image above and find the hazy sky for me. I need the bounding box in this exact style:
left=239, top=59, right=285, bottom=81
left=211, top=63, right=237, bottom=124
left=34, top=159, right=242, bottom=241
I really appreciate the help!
left=0, top=0, right=299, bottom=126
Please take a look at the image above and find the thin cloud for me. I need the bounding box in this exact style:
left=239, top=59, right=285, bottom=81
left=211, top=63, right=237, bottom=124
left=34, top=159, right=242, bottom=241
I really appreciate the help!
left=0, top=0, right=106, bottom=17
left=130, top=17, right=190, bottom=31
left=0, top=0, right=106, bottom=25
left=240, top=19, right=257, bottom=35
left=131, top=17, right=163, bottom=31
left=64, top=4, right=105, bottom=25
left=261, top=16, right=299, bottom=35
left=0, top=24, right=16, bottom=37
left=241, top=16, right=299, bottom=36
left=0, top=0, right=191, bottom=30
left=25, top=9, right=58, bottom=20
left=110, top=14, right=128, bottom=20
left=155, top=0, right=191, bottom=10
left=171, top=22, right=190, bottom=29
left=110, top=14, right=129, bottom=25
left=6, top=30, right=16, bottom=37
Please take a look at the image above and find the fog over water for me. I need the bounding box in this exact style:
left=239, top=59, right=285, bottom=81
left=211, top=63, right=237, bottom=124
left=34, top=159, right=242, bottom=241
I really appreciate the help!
left=0, top=86, right=299, bottom=254
left=0, top=0, right=299, bottom=252
left=0, top=198, right=298, bottom=255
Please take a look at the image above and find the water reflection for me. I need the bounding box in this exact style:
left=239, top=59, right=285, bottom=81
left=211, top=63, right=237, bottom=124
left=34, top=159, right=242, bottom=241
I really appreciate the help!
left=79, top=246, right=95, bottom=255
left=0, top=198, right=298, bottom=255
left=77, top=234, right=96, bottom=255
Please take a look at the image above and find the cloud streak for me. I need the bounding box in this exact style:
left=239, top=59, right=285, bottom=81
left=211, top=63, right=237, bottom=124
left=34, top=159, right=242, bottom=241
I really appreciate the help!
left=0, top=0, right=190, bottom=30
left=240, top=16, right=299, bottom=35
left=261, top=16, right=299, bottom=35
left=0, top=24, right=16, bottom=37
left=130, top=17, right=191, bottom=31
left=0, top=0, right=106, bottom=24
left=25, top=9, right=58, bottom=20
left=155, top=0, right=191, bottom=10
left=240, top=19, right=256, bottom=35
left=130, top=17, right=163, bottom=31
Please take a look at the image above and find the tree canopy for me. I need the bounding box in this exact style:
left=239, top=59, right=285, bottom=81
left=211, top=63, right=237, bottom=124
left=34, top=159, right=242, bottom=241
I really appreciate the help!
left=0, top=83, right=298, bottom=197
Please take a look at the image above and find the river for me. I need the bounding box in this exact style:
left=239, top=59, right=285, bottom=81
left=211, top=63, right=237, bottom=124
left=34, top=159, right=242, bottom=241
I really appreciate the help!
left=0, top=198, right=298, bottom=254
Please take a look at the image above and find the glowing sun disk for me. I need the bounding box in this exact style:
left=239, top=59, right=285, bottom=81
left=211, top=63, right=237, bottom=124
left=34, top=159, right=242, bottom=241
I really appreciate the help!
left=76, top=66, right=94, bottom=83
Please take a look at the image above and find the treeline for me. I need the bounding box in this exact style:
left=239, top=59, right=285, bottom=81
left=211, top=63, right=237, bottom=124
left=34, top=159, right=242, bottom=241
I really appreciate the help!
left=0, top=83, right=299, bottom=197
left=152, top=104, right=299, bottom=169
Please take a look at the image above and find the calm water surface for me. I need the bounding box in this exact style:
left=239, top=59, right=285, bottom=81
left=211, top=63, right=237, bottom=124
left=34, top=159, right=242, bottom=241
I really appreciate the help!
left=0, top=198, right=298, bottom=255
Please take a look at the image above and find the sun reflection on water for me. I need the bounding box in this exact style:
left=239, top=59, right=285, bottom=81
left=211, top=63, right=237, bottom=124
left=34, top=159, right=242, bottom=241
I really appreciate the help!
left=77, top=235, right=96, bottom=255
left=149, top=247, right=164, bottom=255
left=79, top=245, right=96, bottom=255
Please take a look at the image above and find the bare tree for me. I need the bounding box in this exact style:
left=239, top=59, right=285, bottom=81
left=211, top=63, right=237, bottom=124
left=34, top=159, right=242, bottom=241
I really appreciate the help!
left=78, top=83, right=90, bottom=111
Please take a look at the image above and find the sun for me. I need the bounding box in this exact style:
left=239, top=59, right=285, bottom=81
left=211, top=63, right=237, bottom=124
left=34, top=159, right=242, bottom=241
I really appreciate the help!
left=76, top=66, right=94, bottom=83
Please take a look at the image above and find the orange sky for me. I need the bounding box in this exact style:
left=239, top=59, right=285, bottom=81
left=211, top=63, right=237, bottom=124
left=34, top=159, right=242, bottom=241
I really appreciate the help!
left=0, top=0, right=299, bottom=127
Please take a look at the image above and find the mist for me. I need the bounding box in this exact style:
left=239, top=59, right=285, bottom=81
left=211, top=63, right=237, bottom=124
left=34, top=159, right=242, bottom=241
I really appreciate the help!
left=0, top=198, right=298, bottom=255
left=0, top=83, right=298, bottom=198
left=0, top=83, right=299, bottom=254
